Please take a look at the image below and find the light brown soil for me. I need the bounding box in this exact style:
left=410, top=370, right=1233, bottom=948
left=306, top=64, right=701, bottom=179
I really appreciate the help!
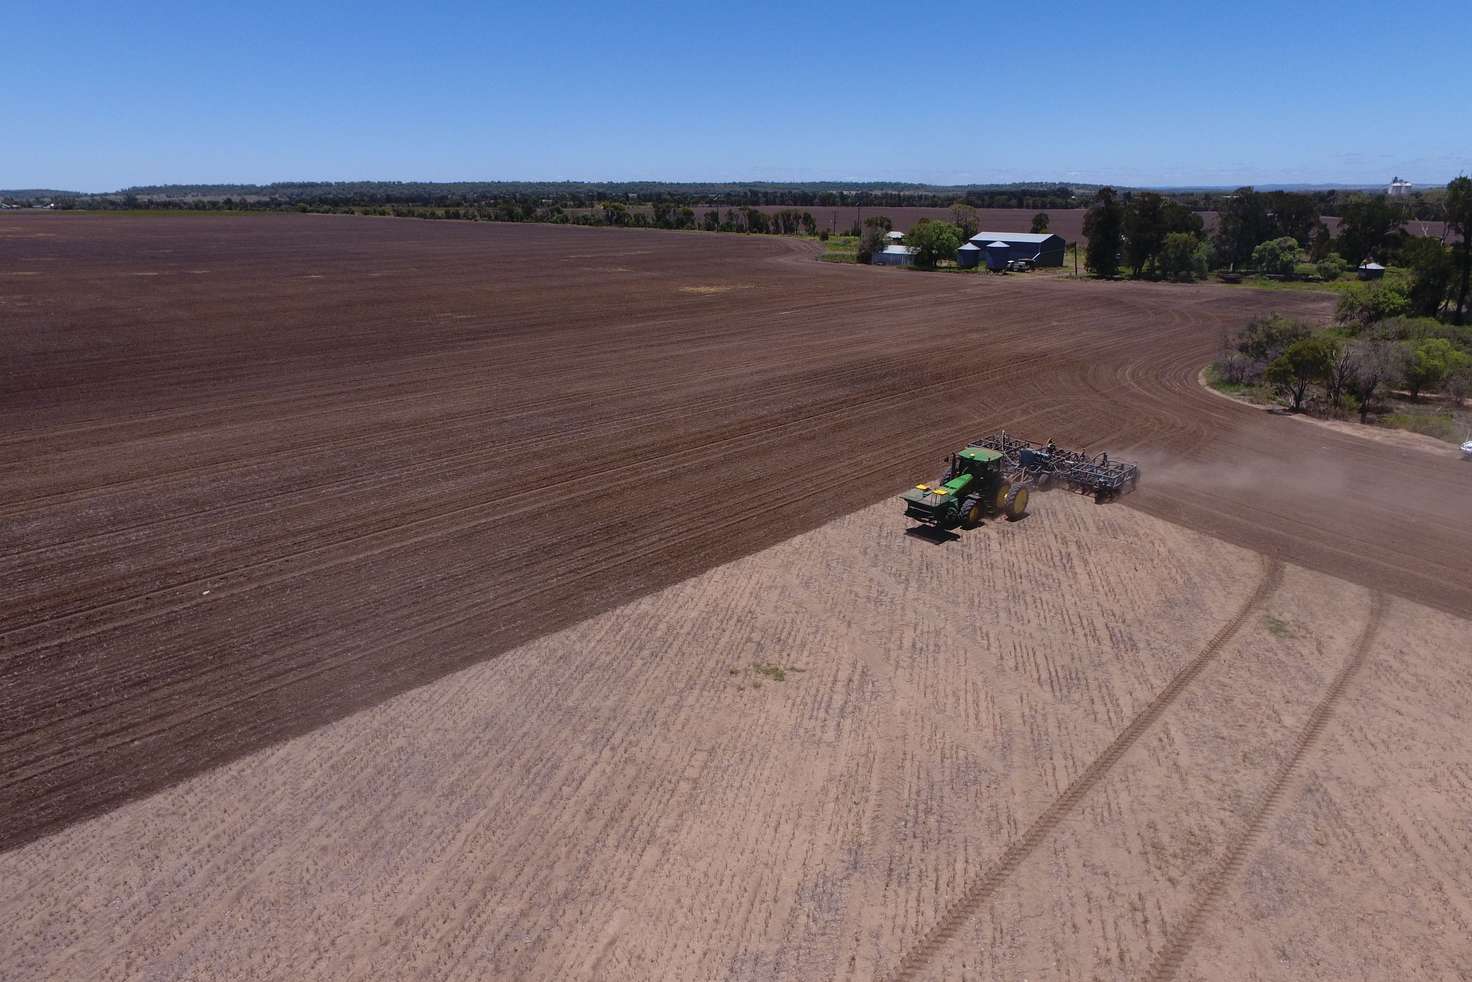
left=4, top=214, right=1472, bottom=852
left=2, top=494, right=1467, bottom=981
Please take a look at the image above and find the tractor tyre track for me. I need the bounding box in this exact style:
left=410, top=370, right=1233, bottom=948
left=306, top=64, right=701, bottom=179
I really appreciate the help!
left=879, top=557, right=1284, bottom=982
left=1143, top=590, right=1387, bottom=982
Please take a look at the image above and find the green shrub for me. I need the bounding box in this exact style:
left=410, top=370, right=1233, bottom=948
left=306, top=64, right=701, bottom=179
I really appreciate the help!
left=1316, top=254, right=1347, bottom=281
left=1235, top=314, right=1313, bottom=364
left=1336, top=283, right=1410, bottom=330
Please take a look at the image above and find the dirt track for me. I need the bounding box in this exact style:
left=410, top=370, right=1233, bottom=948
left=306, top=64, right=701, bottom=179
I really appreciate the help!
left=3, top=214, right=1471, bottom=850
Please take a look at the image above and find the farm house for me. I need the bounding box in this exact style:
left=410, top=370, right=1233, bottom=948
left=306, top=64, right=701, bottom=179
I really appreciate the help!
left=967, top=231, right=1066, bottom=267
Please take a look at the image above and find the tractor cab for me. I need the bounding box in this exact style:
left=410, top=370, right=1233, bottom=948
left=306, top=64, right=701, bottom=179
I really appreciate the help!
left=949, top=446, right=1005, bottom=487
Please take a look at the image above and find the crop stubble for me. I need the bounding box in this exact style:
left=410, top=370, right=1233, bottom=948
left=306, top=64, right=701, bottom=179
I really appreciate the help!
left=2, top=214, right=1471, bottom=855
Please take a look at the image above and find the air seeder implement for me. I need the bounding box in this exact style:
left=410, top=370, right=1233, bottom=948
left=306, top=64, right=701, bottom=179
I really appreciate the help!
left=900, top=431, right=1141, bottom=530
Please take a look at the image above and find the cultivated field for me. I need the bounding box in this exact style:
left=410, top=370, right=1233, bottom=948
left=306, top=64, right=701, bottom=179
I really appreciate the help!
left=3, top=215, right=1471, bottom=980
left=4, top=214, right=1471, bottom=852
left=3, top=494, right=1468, bottom=981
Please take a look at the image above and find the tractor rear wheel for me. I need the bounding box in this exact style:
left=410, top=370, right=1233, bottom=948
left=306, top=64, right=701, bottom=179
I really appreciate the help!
left=960, top=498, right=984, bottom=529
left=1005, top=486, right=1030, bottom=521
left=994, top=480, right=1012, bottom=516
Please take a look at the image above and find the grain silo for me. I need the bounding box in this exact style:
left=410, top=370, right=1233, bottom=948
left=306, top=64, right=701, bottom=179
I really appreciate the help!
left=984, top=241, right=1010, bottom=271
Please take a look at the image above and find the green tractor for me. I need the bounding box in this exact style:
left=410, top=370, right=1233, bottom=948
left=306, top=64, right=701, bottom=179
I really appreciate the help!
left=899, top=446, right=1030, bottom=530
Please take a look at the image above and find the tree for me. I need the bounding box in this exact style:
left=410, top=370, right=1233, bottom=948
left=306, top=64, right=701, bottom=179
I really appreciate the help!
left=1322, top=337, right=1355, bottom=410
left=856, top=223, right=886, bottom=264
left=1346, top=337, right=1407, bottom=422
left=1401, top=237, right=1453, bottom=316
left=1250, top=236, right=1301, bottom=275
left=1083, top=188, right=1124, bottom=278
left=601, top=201, right=630, bottom=226
left=1445, top=175, right=1472, bottom=324
left=1124, top=192, right=1168, bottom=276
left=1214, top=188, right=1273, bottom=269
left=950, top=202, right=979, bottom=240
left=905, top=219, right=962, bottom=269
left=1335, top=194, right=1405, bottom=264
left=1403, top=337, right=1459, bottom=399
left=1215, top=334, right=1254, bottom=383
left=1030, top=212, right=1050, bottom=234
left=1265, top=336, right=1336, bottom=411
left=1265, top=191, right=1320, bottom=245
left=1157, top=232, right=1210, bottom=281
left=743, top=208, right=771, bottom=233
left=1446, top=356, right=1472, bottom=407
left=1309, top=222, right=1334, bottom=261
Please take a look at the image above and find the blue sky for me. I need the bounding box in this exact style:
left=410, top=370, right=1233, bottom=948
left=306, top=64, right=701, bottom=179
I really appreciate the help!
left=4, top=0, right=1469, bottom=191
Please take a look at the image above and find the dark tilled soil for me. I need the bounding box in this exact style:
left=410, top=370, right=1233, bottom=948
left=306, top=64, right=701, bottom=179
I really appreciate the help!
left=2, top=214, right=1468, bottom=849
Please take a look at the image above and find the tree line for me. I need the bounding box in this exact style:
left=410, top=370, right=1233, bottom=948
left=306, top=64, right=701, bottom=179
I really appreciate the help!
left=1082, top=179, right=1471, bottom=322
left=27, top=180, right=1088, bottom=213
left=1215, top=307, right=1471, bottom=430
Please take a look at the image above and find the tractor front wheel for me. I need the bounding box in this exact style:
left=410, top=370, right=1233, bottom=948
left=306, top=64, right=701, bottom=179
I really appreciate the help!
left=1005, top=486, right=1030, bottom=521
left=960, top=497, right=984, bottom=530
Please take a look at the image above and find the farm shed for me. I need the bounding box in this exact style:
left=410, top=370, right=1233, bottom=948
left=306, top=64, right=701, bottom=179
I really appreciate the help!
left=1358, top=261, right=1386, bottom=280
left=873, top=245, right=918, bottom=267
left=968, top=231, right=1066, bottom=266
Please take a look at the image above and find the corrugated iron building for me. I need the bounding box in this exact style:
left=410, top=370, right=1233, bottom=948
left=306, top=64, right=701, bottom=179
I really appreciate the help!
left=872, top=245, right=918, bottom=267
left=967, top=231, right=1066, bottom=267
